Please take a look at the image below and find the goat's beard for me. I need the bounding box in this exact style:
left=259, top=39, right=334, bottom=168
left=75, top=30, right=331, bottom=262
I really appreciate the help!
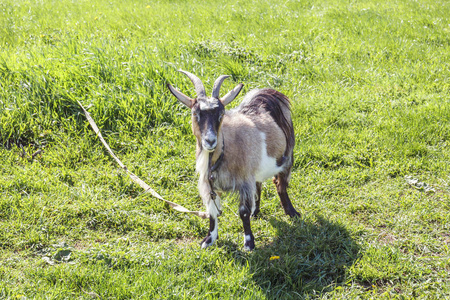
left=195, top=149, right=209, bottom=176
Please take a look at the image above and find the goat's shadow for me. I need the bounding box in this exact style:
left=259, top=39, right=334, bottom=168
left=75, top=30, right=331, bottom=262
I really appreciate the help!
left=218, top=214, right=361, bottom=299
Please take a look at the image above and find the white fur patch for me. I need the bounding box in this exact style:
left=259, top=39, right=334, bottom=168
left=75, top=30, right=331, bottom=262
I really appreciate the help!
left=197, top=150, right=211, bottom=208
left=207, top=195, right=222, bottom=218
left=196, top=150, right=209, bottom=176
left=197, top=149, right=222, bottom=218
left=199, top=99, right=219, bottom=110
left=243, top=234, right=253, bottom=251
left=255, top=132, right=284, bottom=182
left=210, top=221, right=218, bottom=241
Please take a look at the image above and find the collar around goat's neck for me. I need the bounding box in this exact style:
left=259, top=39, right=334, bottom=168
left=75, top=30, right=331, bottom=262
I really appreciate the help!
left=208, top=134, right=224, bottom=174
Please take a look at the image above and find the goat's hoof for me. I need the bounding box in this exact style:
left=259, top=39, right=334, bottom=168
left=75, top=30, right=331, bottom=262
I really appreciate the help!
left=200, top=235, right=214, bottom=249
left=291, top=211, right=301, bottom=218
left=286, top=208, right=301, bottom=218
left=244, top=242, right=255, bottom=251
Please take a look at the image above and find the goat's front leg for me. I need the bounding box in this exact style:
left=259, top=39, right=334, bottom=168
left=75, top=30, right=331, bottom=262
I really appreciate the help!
left=200, top=195, right=222, bottom=249
left=201, top=213, right=218, bottom=249
left=239, top=183, right=256, bottom=251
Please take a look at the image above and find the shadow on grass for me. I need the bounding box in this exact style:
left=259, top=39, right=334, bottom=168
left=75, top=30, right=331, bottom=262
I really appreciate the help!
left=227, top=215, right=360, bottom=299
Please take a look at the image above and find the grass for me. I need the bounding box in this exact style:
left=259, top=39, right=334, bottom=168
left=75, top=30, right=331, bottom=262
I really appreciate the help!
left=1, top=0, right=449, bottom=298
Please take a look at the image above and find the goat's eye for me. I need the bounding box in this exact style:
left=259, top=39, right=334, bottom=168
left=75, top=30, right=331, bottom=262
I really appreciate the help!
left=193, top=110, right=200, bottom=119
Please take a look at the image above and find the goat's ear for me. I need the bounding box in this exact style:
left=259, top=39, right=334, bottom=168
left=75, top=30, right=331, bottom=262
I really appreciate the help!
left=221, top=83, right=244, bottom=106
left=167, top=83, right=193, bottom=108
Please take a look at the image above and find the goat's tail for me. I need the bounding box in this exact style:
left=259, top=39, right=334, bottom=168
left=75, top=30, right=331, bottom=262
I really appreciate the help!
left=238, top=89, right=295, bottom=157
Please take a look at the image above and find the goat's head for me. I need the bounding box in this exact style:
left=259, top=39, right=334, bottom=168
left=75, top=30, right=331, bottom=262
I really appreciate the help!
left=167, top=70, right=243, bottom=152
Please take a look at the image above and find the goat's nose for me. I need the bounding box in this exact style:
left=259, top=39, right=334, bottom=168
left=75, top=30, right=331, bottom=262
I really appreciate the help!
left=205, top=138, right=216, bottom=147
left=203, top=137, right=217, bottom=151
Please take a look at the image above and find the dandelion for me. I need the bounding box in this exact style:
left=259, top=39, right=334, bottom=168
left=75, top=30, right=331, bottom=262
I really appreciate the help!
left=94, top=16, right=98, bottom=20
left=269, top=256, right=280, bottom=260
left=146, top=5, right=150, bottom=8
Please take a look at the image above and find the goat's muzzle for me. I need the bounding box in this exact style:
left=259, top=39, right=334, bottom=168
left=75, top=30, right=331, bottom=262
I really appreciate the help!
left=202, top=137, right=217, bottom=152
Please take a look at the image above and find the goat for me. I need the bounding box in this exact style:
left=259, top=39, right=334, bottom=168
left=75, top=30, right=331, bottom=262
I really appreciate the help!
left=167, top=70, right=300, bottom=250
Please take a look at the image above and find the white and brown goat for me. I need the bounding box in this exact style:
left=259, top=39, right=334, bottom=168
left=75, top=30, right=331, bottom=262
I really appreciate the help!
left=167, top=70, right=300, bottom=250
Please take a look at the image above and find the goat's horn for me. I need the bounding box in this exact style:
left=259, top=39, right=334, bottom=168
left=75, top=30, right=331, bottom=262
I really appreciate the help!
left=211, top=75, right=231, bottom=99
left=178, top=70, right=206, bottom=98
left=167, top=83, right=193, bottom=108
left=221, top=83, right=244, bottom=106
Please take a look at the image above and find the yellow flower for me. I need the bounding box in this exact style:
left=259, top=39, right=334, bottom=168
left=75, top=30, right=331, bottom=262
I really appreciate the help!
left=146, top=5, right=150, bottom=8
left=269, top=256, right=280, bottom=260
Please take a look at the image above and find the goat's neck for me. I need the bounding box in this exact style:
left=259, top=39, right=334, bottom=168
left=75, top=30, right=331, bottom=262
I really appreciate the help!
left=212, top=132, right=224, bottom=164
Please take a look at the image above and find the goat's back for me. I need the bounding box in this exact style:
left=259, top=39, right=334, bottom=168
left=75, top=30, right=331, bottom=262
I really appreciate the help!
left=237, top=89, right=295, bottom=158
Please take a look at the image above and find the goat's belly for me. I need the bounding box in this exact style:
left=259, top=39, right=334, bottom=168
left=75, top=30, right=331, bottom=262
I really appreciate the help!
left=255, top=155, right=284, bottom=182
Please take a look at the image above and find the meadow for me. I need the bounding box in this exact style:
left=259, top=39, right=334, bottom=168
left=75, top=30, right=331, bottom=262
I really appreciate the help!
left=1, top=0, right=449, bottom=298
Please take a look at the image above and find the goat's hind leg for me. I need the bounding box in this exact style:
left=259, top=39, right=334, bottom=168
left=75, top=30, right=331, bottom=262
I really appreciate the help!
left=240, top=205, right=254, bottom=251
left=273, top=170, right=300, bottom=218
left=251, top=182, right=262, bottom=218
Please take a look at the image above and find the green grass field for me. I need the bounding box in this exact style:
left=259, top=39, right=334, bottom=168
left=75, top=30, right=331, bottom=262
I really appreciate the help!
left=1, top=0, right=449, bottom=298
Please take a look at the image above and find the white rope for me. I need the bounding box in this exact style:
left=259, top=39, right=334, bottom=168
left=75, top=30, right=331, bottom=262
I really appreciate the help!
left=77, top=101, right=209, bottom=219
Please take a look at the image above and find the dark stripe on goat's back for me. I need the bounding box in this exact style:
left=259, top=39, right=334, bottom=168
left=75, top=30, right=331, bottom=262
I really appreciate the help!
left=238, top=89, right=295, bottom=156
